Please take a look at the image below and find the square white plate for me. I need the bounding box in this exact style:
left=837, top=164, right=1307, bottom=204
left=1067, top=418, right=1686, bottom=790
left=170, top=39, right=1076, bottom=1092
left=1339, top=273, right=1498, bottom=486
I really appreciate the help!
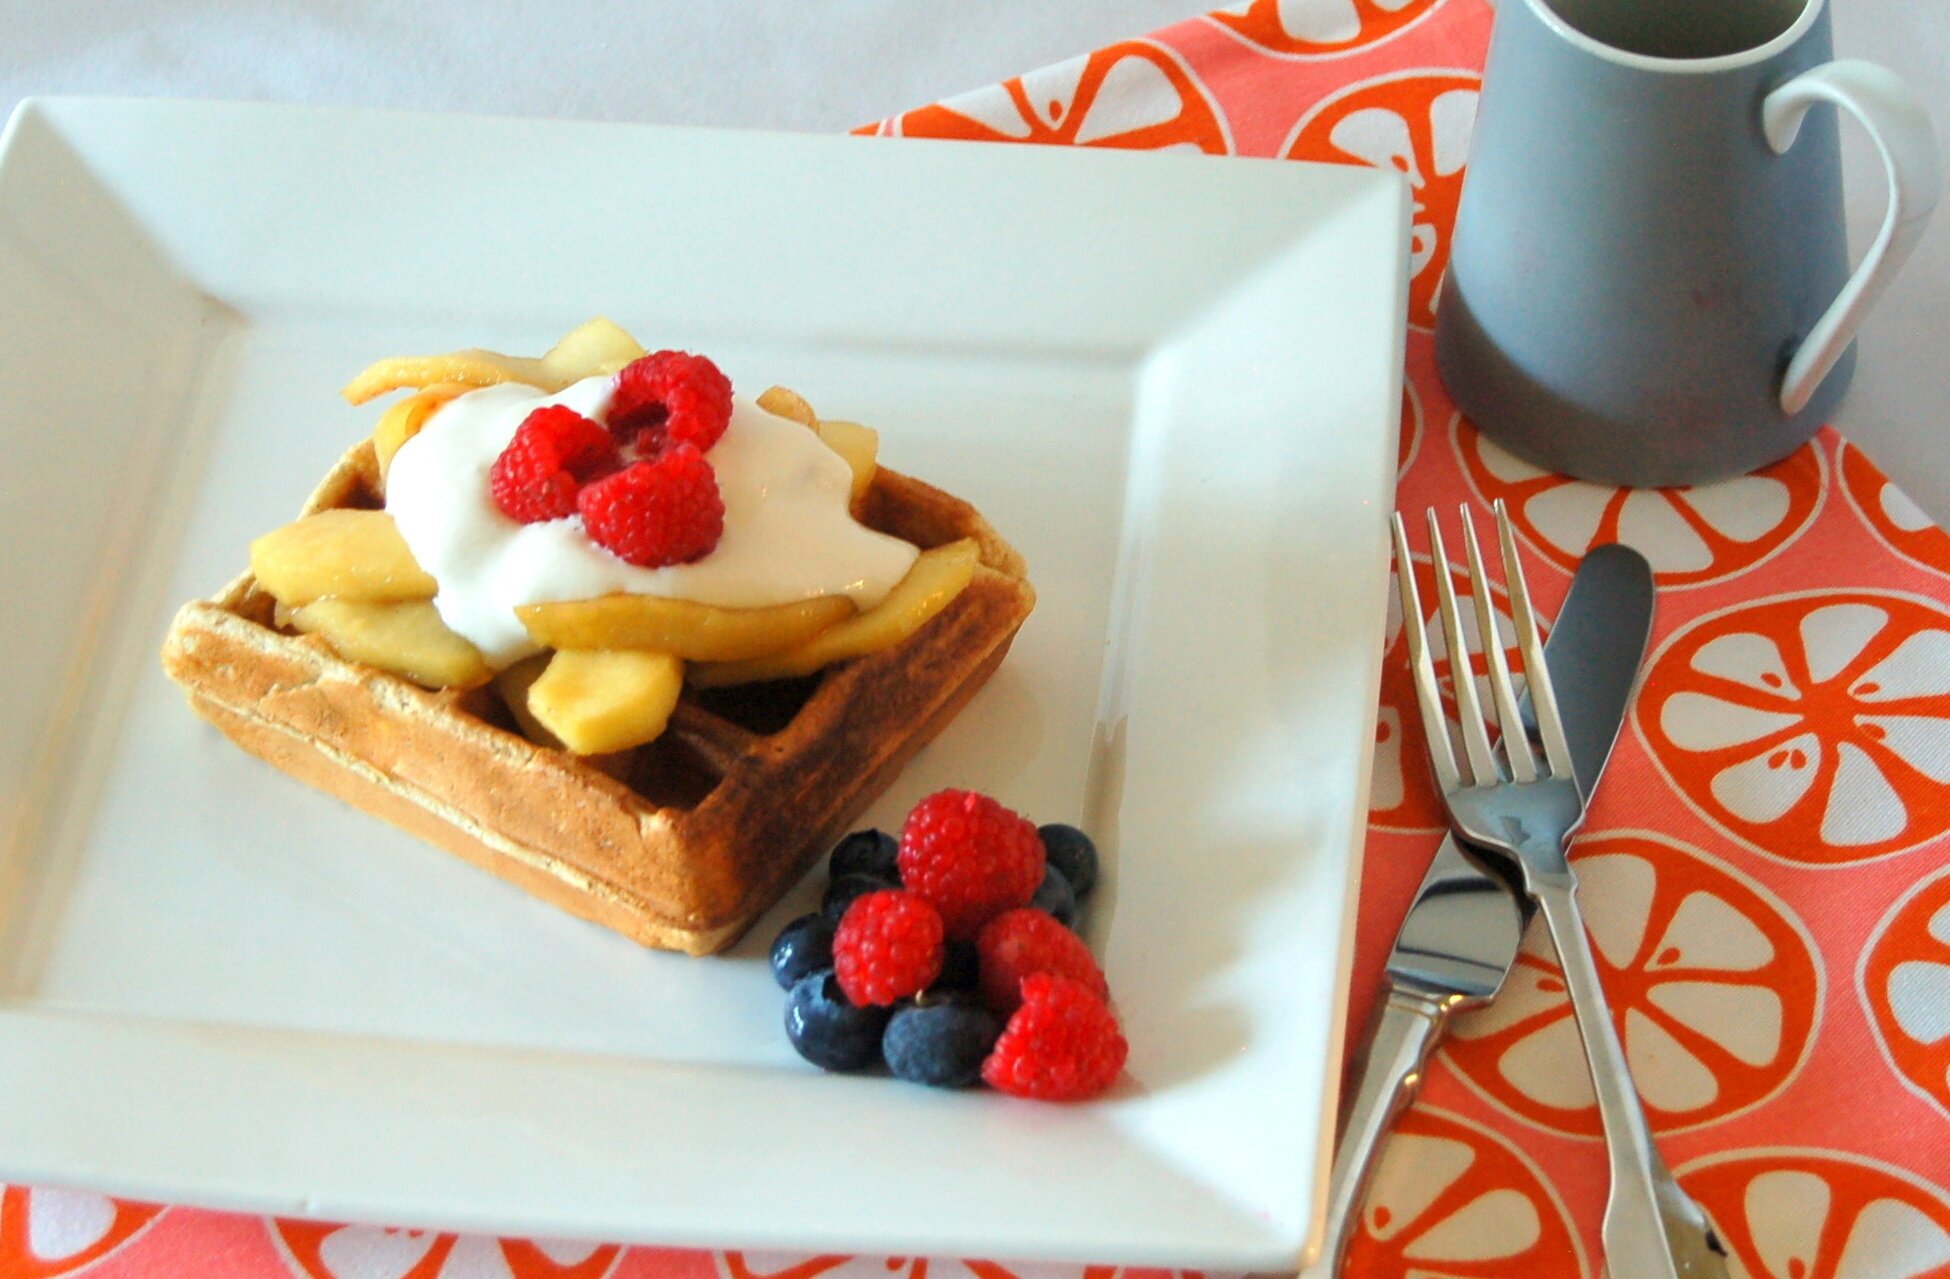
left=0, top=99, right=1406, bottom=1270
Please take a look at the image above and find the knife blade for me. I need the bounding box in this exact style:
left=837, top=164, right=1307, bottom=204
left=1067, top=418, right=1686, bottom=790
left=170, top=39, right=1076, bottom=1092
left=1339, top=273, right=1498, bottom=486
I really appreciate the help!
left=1312, top=543, right=1654, bottom=1275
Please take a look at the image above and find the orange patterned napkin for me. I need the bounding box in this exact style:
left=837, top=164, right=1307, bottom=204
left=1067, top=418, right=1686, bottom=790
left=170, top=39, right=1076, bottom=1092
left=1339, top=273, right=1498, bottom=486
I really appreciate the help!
left=12, top=2, right=1948, bottom=1277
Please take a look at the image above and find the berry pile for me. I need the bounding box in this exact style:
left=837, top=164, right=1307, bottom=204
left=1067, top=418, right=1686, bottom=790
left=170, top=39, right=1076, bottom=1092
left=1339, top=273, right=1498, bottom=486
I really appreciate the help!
left=488, top=350, right=732, bottom=568
left=771, top=789, right=1124, bottom=1102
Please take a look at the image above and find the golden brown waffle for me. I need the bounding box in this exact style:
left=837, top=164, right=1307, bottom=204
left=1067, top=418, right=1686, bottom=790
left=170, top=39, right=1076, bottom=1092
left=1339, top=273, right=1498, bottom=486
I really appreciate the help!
left=161, top=440, right=1035, bottom=954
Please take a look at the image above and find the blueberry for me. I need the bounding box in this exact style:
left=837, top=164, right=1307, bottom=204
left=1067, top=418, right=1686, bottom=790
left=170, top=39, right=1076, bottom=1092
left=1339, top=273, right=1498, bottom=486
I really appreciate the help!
left=1038, top=823, right=1098, bottom=898
left=934, top=939, right=980, bottom=992
left=883, top=993, right=1003, bottom=1088
left=770, top=912, right=836, bottom=990
left=823, top=872, right=897, bottom=919
left=1029, top=866, right=1078, bottom=929
left=785, top=969, right=889, bottom=1072
left=829, top=828, right=900, bottom=883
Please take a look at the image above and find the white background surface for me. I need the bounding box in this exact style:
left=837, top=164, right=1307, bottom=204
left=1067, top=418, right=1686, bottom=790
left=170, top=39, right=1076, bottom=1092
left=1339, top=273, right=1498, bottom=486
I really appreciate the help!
left=2, top=0, right=1946, bottom=516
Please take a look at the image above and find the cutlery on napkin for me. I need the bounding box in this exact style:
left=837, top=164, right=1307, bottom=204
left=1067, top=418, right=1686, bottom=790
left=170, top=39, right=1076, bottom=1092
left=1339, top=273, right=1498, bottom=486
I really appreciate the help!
left=1312, top=539, right=1654, bottom=1276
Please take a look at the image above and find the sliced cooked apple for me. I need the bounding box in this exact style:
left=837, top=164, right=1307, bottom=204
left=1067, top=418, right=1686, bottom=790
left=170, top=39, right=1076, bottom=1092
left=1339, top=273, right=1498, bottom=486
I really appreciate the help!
left=492, top=653, right=562, bottom=748
left=757, top=385, right=817, bottom=427
left=541, top=316, right=647, bottom=382
left=373, top=382, right=471, bottom=478
left=343, top=318, right=651, bottom=405
left=289, top=599, right=490, bottom=689
left=251, top=510, right=437, bottom=606
left=515, top=593, right=853, bottom=662
left=341, top=349, right=559, bottom=406
left=689, top=539, right=976, bottom=687
left=815, top=419, right=878, bottom=508
left=526, top=649, right=684, bottom=755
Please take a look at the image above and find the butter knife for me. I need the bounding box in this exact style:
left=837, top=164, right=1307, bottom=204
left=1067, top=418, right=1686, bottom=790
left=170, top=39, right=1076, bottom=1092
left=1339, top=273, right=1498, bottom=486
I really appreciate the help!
left=1315, top=543, right=1655, bottom=1274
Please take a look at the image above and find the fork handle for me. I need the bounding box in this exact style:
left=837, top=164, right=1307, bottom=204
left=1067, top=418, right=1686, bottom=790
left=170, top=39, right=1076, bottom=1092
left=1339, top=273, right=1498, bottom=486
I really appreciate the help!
left=1533, top=880, right=1687, bottom=1279
left=1317, top=984, right=1454, bottom=1274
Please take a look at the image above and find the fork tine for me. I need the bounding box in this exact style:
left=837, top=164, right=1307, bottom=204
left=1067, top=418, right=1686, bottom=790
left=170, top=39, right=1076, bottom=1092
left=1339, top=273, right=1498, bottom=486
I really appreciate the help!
left=1426, top=508, right=1499, bottom=786
left=1392, top=513, right=1462, bottom=795
left=1460, top=506, right=1538, bottom=784
left=1494, top=499, right=1575, bottom=781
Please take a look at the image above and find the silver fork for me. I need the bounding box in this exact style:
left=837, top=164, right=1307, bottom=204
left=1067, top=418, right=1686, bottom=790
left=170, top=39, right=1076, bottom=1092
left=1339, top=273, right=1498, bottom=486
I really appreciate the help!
left=1392, top=501, right=1729, bottom=1279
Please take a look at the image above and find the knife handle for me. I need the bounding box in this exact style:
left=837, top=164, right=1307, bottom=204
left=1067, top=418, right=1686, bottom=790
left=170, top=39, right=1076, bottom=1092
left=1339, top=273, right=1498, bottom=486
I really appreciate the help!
left=1317, top=985, right=1458, bottom=1275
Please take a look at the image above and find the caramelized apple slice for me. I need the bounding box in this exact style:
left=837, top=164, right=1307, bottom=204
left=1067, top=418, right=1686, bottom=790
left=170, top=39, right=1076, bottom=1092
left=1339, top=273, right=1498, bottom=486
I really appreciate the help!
left=289, top=599, right=490, bottom=689
left=251, top=510, right=437, bottom=606
left=526, top=649, right=684, bottom=755
left=373, top=383, right=471, bottom=478
left=492, top=653, right=562, bottom=748
left=757, top=386, right=817, bottom=427
left=815, top=419, right=878, bottom=509
left=689, top=539, right=976, bottom=687
left=541, top=317, right=646, bottom=382
left=343, top=318, right=650, bottom=405
left=515, top=593, right=853, bottom=662
left=341, top=350, right=558, bottom=406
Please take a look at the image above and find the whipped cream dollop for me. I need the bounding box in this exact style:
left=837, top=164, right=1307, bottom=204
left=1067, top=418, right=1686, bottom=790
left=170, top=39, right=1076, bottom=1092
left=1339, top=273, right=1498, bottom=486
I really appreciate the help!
left=385, top=377, right=919, bottom=667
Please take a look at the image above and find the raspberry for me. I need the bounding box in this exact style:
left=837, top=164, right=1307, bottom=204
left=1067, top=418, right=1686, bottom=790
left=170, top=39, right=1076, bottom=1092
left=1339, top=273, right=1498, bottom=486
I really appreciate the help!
left=609, top=350, right=734, bottom=454
left=489, top=405, right=618, bottom=523
left=576, top=442, right=725, bottom=567
left=898, top=789, right=1045, bottom=941
left=975, top=908, right=1108, bottom=1014
left=833, top=890, right=945, bottom=1007
left=980, top=973, right=1127, bottom=1101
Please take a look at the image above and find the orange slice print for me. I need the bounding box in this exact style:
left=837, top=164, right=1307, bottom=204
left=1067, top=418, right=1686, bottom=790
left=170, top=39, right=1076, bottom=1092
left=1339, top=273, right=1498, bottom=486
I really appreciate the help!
left=1341, top=1106, right=1587, bottom=1278
left=1444, top=832, right=1820, bottom=1137
left=1679, top=1149, right=1950, bottom=1279
left=0, top=1188, right=162, bottom=1278
left=273, top=1220, right=621, bottom=1279
left=1638, top=590, right=1950, bottom=864
left=1283, top=71, right=1479, bottom=329
left=1840, top=441, right=1950, bottom=578
left=1860, top=867, right=1950, bottom=1117
left=886, top=42, right=1229, bottom=154
left=1208, top=0, right=1443, bottom=57
left=1372, top=552, right=1537, bottom=833
left=1456, top=421, right=1826, bottom=589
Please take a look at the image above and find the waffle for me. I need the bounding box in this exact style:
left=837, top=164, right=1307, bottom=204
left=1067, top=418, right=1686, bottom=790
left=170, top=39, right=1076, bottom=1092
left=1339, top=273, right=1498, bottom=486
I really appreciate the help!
left=162, top=439, right=1035, bottom=955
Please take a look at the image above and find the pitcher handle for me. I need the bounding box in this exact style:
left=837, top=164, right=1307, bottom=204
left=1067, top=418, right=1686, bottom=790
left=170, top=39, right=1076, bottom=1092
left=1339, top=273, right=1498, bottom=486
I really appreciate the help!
left=1762, top=60, right=1940, bottom=416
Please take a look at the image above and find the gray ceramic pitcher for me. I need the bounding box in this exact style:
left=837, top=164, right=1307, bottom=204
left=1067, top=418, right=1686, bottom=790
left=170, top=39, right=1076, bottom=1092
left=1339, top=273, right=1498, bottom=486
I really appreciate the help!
left=1436, top=0, right=1940, bottom=487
